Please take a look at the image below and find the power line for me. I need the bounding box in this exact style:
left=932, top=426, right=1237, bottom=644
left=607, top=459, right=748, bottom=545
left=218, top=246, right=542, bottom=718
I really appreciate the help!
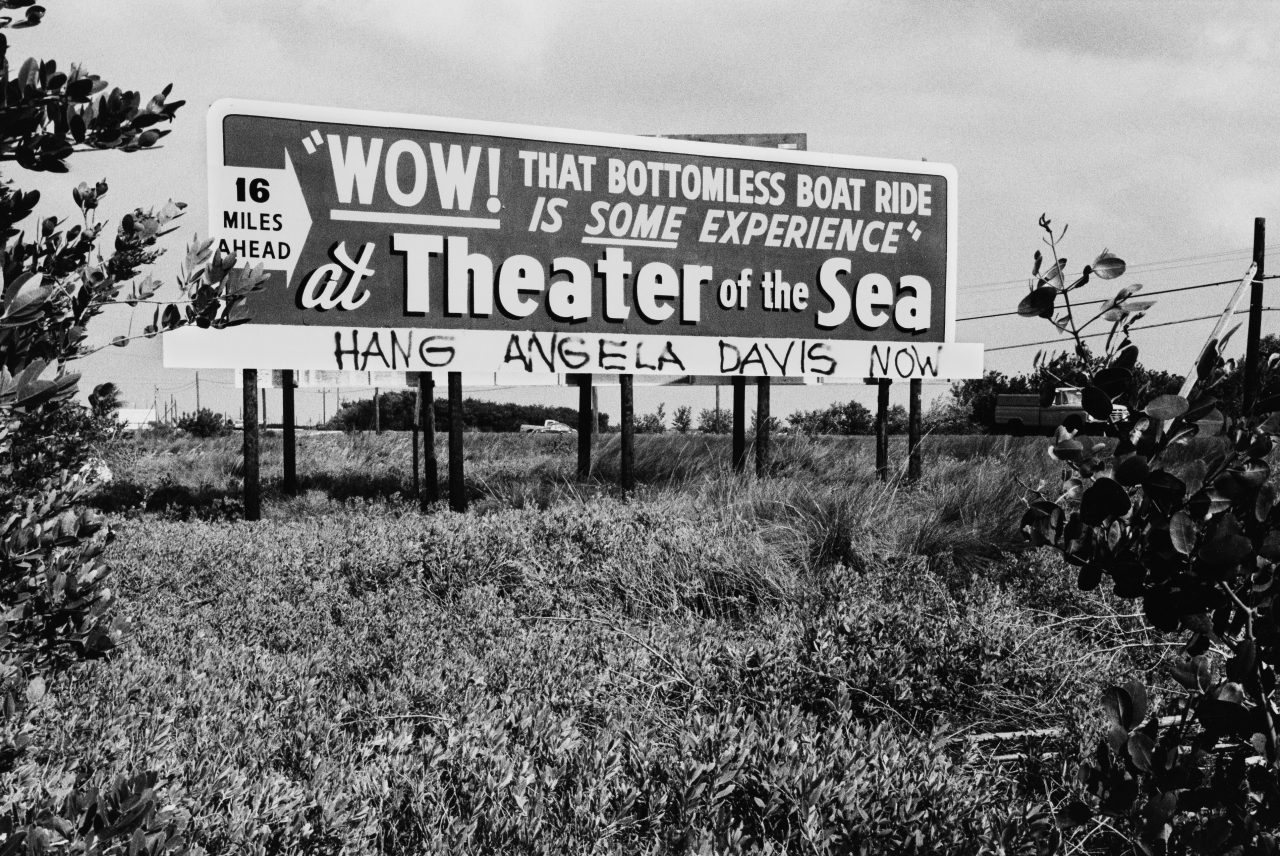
left=958, top=274, right=1280, bottom=323
left=986, top=306, right=1279, bottom=353
left=962, top=245, right=1278, bottom=296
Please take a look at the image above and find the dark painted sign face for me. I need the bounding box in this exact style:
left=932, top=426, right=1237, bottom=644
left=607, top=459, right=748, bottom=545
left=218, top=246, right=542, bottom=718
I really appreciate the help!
left=165, top=100, right=981, bottom=379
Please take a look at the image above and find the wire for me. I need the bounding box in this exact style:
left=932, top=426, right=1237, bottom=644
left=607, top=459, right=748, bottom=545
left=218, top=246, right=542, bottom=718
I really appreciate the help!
left=962, top=245, right=1277, bottom=296
left=986, top=306, right=1280, bottom=353
left=958, top=274, right=1280, bottom=323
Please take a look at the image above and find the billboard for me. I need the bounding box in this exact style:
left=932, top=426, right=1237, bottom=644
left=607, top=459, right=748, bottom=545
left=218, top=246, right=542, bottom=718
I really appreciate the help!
left=164, top=100, right=981, bottom=379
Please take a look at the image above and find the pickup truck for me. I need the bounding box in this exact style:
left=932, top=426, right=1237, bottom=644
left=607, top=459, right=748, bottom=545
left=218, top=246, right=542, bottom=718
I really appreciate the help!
left=519, top=419, right=575, bottom=434
left=994, top=387, right=1127, bottom=434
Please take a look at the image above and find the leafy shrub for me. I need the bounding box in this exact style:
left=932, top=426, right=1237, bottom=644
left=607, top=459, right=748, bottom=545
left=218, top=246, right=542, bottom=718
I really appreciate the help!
left=5, top=399, right=117, bottom=489
left=672, top=404, right=692, bottom=433
left=788, top=399, right=873, bottom=435
left=696, top=406, right=731, bottom=433
left=176, top=407, right=232, bottom=438
left=0, top=9, right=261, bottom=852
left=325, top=392, right=609, bottom=433
left=1016, top=215, right=1280, bottom=851
left=635, top=402, right=666, bottom=434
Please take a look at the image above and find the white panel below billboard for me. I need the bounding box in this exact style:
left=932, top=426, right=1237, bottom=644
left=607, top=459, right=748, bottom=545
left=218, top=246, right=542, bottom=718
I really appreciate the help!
left=234, top=370, right=565, bottom=389
left=165, top=325, right=983, bottom=381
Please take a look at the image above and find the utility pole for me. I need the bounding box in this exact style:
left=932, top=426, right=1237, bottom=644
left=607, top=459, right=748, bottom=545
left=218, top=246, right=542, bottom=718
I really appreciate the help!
left=1244, top=217, right=1267, bottom=416
left=374, top=387, right=381, bottom=433
left=195, top=371, right=201, bottom=413
left=320, top=389, right=328, bottom=424
left=261, top=388, right=267, bottom=427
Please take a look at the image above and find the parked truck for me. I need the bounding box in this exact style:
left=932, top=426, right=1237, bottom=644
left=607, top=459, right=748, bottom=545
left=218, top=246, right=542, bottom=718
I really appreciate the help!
left=520, top=419, right=575, bottom=434
left=993, top=387, right=1126, bottom=434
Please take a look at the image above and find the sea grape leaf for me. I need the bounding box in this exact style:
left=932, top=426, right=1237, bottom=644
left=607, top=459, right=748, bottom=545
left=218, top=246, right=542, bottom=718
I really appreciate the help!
left=1082, top=477, right=1130, bottom=525
left=1144, top=395, right=1189, bottom=421
left=1018, top=286, right=1059, bottom=319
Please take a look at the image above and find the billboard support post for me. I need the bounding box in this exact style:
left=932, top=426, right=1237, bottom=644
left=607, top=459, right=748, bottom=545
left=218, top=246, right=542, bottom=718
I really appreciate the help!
left=411, top=383, right=420, bottom=499
left=732, top=378, right=746, bottom=472
left=242, top=369, right=260, bottom=521
left=577, top=375, right=593, bottom=481
left=908, top=378, right=922, bottom=483
left=447, top=372, right=465, bottom=512
left=755, top=378, right=771, bottom=477
left=281, top=369, right=297, bottom=495
left=876, top=379, right=891, bottom=482
left=420, top=373, right=438, bottom=508
left=620, top=374, right=635, bottom=491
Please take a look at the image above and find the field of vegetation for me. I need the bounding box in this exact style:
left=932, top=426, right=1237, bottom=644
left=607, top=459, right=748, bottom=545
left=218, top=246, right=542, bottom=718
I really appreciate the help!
left=6, top=429, right=1206, bottom=854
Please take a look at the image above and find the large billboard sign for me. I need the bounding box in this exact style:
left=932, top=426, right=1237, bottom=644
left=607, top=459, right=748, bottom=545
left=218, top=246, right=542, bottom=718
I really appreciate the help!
left=164, top=100, right=982, bottom=379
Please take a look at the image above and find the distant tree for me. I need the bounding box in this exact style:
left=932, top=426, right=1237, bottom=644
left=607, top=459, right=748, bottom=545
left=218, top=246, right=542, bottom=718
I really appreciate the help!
left=325, top=393, right=609, bottom=433
left=788, top=400, right=873, bottom=435
left=886, top=404, right=908, bottom=435
left=635, top=402, right=666, bottom=434
left=696, top=407, right=731, bottom=433
left=950, top=371, right=1035, bottom=428
left=922, top=394, right=979, bottom=435
left=672, top=405, right=692, bottom=433
left=176, top=408, right=231, bottom=438
left=1212, top=332, right=1280, bottom=418
left=751, top=409, right=781, bottom=436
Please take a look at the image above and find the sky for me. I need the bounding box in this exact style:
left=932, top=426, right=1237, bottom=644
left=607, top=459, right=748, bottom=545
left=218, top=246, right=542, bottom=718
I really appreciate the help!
left=12, top=0, right=1280, bottom=425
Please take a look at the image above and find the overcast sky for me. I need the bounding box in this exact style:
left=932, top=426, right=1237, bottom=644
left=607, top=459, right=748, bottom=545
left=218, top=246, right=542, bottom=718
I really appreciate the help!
left=14, top=0, right=1280, bottom=423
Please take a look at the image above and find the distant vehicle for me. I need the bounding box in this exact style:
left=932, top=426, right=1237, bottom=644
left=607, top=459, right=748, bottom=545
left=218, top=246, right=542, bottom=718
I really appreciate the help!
left=994, top=387, right=1127, bottom=435
left=520, top=419, right=575, bottom=434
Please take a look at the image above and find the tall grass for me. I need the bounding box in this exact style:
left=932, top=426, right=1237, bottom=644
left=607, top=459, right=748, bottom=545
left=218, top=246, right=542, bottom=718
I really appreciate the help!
left=9, top=429, right=1191, bottom=851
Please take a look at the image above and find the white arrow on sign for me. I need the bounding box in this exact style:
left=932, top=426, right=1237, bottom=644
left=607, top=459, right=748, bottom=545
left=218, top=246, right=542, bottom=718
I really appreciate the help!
left=211, top=151, right=313, bottom=289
